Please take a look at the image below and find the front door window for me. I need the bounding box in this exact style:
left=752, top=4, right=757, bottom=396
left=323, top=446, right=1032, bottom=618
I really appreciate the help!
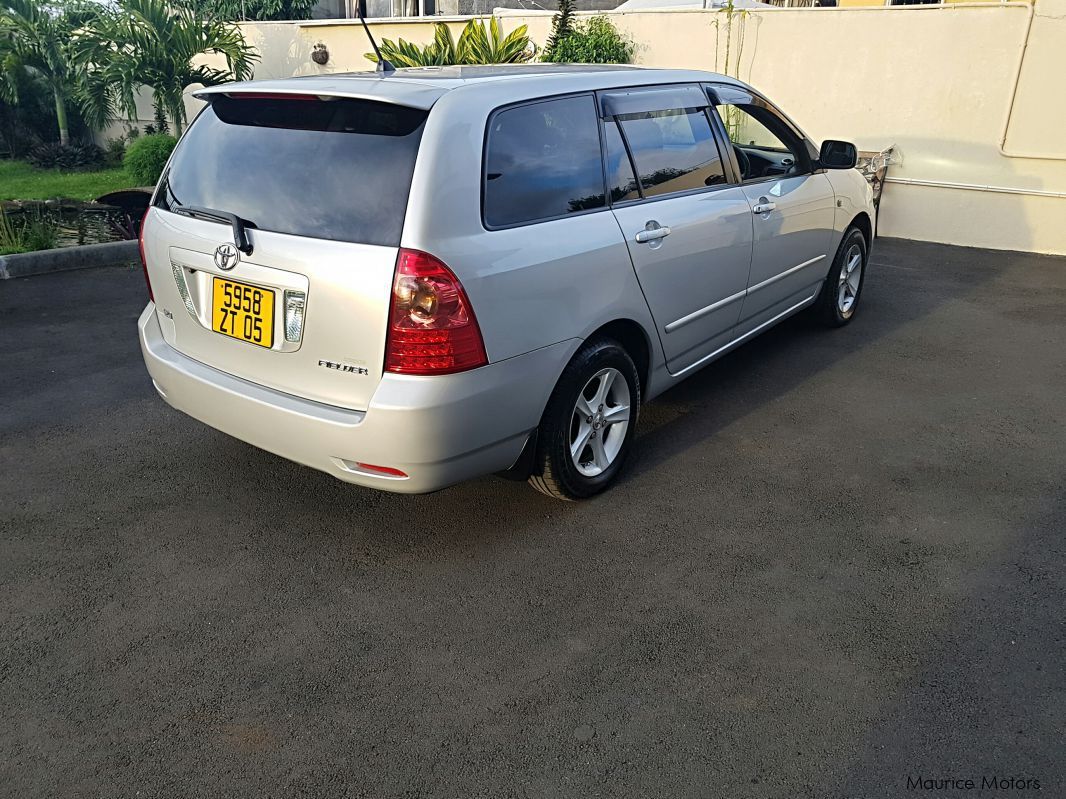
left=716, top=103, right=807, bottom=183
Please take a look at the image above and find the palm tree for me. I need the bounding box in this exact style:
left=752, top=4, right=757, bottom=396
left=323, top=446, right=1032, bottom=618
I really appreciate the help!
left=77, top=0, right=257, bottom=137
left=0, top=0, right=95, bottom=144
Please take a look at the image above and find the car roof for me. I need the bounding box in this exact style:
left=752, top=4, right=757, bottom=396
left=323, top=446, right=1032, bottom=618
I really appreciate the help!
left=193, top=65, right=745, bottom=110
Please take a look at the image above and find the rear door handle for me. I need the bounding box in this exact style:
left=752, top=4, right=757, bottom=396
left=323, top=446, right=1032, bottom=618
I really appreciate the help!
left=752, top=198, right=777, bottom=214
left=635, top=223, right=671, bottom=243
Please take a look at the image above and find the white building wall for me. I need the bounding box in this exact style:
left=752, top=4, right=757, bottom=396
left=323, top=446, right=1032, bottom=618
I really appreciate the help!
left=187, top=0, right=1066, bottom=254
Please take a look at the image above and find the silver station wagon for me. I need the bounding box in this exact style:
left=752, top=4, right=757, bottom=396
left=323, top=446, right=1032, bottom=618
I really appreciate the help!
left=138, top=64, right=875, bottom=500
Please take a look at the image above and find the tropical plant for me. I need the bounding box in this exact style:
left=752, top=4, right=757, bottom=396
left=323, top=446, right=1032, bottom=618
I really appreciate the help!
left=365, top=18, right=534, bottom=68
left=27, top=140, right=103, bottom=169
left=76, top=0, right=257, bottom=137
left=103, top=134, right=128, bottom=167
left=0, top=206, right=22, bottom=254
left=123, top=133, right=177, bottom=185
left=712, top=0, right=750, bottom=141
left=0, top=206, right=59, bottom=255
left=542, top=15, right=633, bottom=65
left=175, top=0, right=318, bottom=21
left=0, top=0, right=100, bottom=145
left=0, top=61, right=58, bottom=156
left=713, top=0, right=748, bottom=80
left=19, top=208, right=58, bottom=250
left=151, top=101, right=169, bottom=135
left=541, top=0, right=574, bottom=63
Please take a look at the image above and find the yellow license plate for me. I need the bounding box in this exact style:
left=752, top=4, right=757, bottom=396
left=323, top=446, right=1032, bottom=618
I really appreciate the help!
left=212, top=277, right=274, bottom=348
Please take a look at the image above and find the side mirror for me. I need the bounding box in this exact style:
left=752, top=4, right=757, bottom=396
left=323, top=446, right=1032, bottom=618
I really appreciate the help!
left=819, top=139, right=858, bottom=169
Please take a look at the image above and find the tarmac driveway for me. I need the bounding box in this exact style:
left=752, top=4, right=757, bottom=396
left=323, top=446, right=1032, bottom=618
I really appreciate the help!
left=1, top=238, right=1063, bottom=797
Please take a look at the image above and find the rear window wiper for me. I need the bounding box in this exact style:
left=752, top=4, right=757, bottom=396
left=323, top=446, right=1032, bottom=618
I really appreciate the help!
left=170, top=203, right=254, bottom=255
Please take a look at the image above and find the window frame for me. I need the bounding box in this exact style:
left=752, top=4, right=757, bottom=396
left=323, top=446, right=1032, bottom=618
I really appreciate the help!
left=705, top=83, right=821, bottom=186
left=597, top=84, right=739, bottom=209
left=480, top=91, right=611, bottom=232
left=601, top=116, right=643, bottom=206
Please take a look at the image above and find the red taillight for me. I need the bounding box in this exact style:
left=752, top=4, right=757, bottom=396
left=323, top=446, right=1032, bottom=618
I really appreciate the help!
left=384, top=248, right=487, bottom=376
left=139, top=208, right=153, bottom=302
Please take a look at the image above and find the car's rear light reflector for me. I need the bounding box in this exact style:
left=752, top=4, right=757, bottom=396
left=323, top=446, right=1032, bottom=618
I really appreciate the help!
left=284, top=290, right=306, bottom=342
left=171, top=263, right=196, bottom=316
left=385, top=249, right=487, bottom=376
left=139, top=208, right=153, bottom=302
left=354, top=463, right=408, bottom=478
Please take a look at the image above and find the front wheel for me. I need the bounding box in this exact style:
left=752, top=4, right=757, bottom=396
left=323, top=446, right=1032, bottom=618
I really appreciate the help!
left=815, top=226, right=867, bottom=327
left=529, top=338, right=640, bottom=501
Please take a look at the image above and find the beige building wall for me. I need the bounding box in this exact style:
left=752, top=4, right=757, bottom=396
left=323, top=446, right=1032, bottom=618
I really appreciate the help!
left=190, top=0, right=1066, bottom=254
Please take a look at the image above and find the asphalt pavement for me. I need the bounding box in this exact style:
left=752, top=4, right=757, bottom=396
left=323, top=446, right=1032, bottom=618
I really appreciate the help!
left=1, top=238, right=1063, bottom=798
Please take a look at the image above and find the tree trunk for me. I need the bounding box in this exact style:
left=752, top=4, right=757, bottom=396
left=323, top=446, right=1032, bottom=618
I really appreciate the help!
left=53, top=87, right=69, bottom=146
left=166, top=92, right=184, bottom=138
left=171, top=103, right=183, bottom=138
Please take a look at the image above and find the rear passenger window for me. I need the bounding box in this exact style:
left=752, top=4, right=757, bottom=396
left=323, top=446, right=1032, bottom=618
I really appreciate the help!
left=484, top=95, right=606, bottom=228
left=617, top=108, right=727, bottom=199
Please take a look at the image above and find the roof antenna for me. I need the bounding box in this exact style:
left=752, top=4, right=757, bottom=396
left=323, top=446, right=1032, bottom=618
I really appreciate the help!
left=358, top=8, right=395, bottom=74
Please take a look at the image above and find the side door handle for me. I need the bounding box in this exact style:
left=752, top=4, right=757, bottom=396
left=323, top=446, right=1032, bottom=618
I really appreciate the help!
left=635, top=222, right=671, bottom=244
left=752, top=198, right=777, bottom=214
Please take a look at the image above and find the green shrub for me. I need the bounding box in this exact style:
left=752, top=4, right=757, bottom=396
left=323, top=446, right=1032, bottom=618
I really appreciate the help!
left=124, top=134, right=177, bottom=186
left=0, top=70, right=57, bottom=159
left=365, top=18, right=534, bottom=67
left=27, top=142, right=105, bottom=171
left=0, top=208, right=22, bottom=255
left=0, top=64, right=92, bottom=158
left=151, top=103, right=170, bottom=135
left=104, top=135, right=128, bottom=167
left=21, top=212, right=59, bottom=251
left=0, top=207, right=59, bottom=255
left=542, top=16, right=634, bottom=65
left=542, top=0, right=575, bottom=62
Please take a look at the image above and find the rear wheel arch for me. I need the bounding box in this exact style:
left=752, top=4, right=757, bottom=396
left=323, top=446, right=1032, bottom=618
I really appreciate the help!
left=514, top=320, right=650, bottom=496
left=528, top=336, right=642, bottom=500
left=582, top=318, right=652, bottom=396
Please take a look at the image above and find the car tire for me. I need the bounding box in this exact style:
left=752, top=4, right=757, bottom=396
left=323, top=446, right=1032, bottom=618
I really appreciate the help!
left=815, top=226, right=867, bottom=327
left=528, top=338, right=641, bottom=501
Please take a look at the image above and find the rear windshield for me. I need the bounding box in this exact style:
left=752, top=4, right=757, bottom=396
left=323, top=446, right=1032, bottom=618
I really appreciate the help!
left=155, top=95, right=428, bottom=247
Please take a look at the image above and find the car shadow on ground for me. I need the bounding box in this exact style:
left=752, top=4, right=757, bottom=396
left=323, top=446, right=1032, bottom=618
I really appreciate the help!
left=197, top=238, right=1010, bottom=540
left=618, top=237, right=1009, bottom=485
left=174, top=236, right=1015, bottom=561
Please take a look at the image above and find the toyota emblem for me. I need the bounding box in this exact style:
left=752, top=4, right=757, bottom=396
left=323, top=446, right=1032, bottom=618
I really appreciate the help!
left=214, top=243, right=239, bottom=271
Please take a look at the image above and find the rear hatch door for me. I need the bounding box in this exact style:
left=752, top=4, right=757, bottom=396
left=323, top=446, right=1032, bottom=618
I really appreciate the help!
left=143, top=91, right=432, bottom=412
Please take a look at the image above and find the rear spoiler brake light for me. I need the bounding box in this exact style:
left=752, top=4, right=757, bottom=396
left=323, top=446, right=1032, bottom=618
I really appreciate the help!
left=221, top=92, right=332, bottom=101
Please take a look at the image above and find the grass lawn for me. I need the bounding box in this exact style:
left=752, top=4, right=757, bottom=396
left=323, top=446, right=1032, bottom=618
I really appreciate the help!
left=0, top=159, right=136, bottom=202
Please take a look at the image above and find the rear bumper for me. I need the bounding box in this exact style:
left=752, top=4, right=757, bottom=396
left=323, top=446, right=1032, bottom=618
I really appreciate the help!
left=138, top=305, right=575, bottom=494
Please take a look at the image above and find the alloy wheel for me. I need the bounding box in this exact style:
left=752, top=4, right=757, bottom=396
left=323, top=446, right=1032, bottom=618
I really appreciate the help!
left=569, top=367, right=631, bottom=478
left=837, top=243, right=863, bottom=317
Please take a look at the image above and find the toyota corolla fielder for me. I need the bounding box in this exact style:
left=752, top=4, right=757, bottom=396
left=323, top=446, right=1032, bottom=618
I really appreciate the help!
left=138, top=64, right=875, bottom=500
